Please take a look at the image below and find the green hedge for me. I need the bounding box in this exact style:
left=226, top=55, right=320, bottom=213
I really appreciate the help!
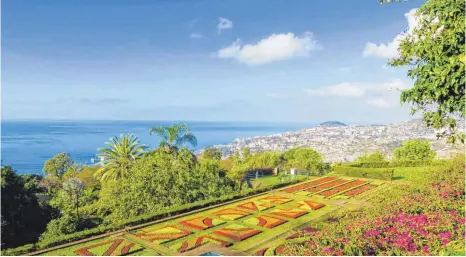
left=348, top=160, right=449, bottom=168
left=334, top=167, right=394, bottom=181
left=2, top=178, right=303, bottom=256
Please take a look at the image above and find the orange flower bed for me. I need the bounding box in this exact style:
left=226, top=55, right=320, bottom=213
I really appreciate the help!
left=305, top=179, right=349, bottom=193
left=318, top=180, right=367, bottom=197
left=343, top=184, right=377, bottom=197
left=283, top=176, right=338, bottom=193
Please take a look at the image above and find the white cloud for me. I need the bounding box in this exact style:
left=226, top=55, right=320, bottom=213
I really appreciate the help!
left=366, top=97, right=391, bottom=108
left=216, top=32, right=320, bottom=65
left=217, top=17, right=233, bottom=33
left=363, top=8, right=419, bottom=58
left=189, top=33, right=203, bottom=39
left=305, top=79, right=411, bottom=108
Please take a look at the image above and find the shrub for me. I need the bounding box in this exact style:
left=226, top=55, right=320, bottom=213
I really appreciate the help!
left=392, top=139, right=436, bottom=161
left=333, top=167, right=394, bottom=181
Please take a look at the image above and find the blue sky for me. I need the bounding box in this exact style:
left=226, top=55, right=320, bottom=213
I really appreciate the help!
left=2, top=0, right=424, bottom=124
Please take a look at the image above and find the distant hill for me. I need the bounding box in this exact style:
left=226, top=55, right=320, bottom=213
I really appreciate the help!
left=319, top=121, right=347, bottom=127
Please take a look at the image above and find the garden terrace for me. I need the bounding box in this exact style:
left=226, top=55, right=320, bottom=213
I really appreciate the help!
left=35, top=175, right=383, bottom=256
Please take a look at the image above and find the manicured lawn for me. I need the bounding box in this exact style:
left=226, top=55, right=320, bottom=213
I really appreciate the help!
left=38, top=176, right=382, bottom=256
left=392, top=165, right=448, bottom=181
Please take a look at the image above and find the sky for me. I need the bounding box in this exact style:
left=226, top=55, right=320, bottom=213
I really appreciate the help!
left=1, top=0, right=425, bottom=124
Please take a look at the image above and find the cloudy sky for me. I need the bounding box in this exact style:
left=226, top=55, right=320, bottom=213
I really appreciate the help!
left=2, top=0, right=424, bottom=124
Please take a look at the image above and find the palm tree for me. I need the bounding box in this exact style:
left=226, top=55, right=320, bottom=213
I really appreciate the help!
left=149, top=122, right=197, bottom=153
left=95, top=134, right=146, bottom=182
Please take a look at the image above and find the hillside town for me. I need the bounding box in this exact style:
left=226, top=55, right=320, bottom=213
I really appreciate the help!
left=199, top=119, right=465, bottom=162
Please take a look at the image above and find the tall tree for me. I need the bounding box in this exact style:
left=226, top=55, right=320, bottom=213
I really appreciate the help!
left=149, top=122, right=197, bottom=153
left=95, top=134, right=146, bottom=182
left=62, top=178, right=85, bottom=223
left=386, top=0, right=465, bottom=143
left=42, top=153, right=73, bottom=177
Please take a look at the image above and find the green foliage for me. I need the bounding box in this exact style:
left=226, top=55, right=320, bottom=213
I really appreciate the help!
left=333, top=166, right=395, bottom=181
left=96, top=148, right=235, bottom=223
left=201, top=147, right=222, bottom=160
left=388, top=0, right=465, bottom=143
left=42, top=153, right=74, bottom=177
left=1, top=165, right=51, bottom=248
left=11, top=179, right=298, bottom=255
left=392, top=139, right=437, bottom=161
left=282, top=148, right=324, bottom=175
left=149, top=121, right=197, bottom=152
left=354, top=150, right=387, bottom=163
left=95, top=134, right=147, bottom=182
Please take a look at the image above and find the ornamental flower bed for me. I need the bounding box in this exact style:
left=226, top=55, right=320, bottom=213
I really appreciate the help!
left=283, top=176, right=338, bottom=193
left=237, top=201, right=274, bottom=212
left=258, top=195, right=293, bottom=204
left=212, top=224, right=262, bottom=241
left=285, top=155, right=466, bottom=256
left=243, top=215, right=287, bottom=228
left=170, top=235, right=232, bottom=253
left=179, top=217, right=226, bottom=230
left=269, top=207, right=309, bottom=219
left=74, top=238, right=142, bottom=256
left=305, top=179, right=349, bottom=193
left=318, top=179, right=367, bottom=197
left=290, top=200, right=325, bottom=211
left=343, top=184, right=377, bottom=198
left=134, top=225, right=192, bottom=244
left=211, top=208, right=252, bottom=220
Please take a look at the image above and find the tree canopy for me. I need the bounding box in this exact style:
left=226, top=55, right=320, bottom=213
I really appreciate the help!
left=42, top=153, right=74, bottom=177
left=354, top=150, right=388, bottom=163
left=149, top=122, right=197, bottom=152
left=392, top=139, right=437, bottom=161
left=388, top=0, right=465, bottom=143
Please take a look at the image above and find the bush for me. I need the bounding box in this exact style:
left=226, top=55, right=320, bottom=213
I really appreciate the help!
left=333, top=167, right=394, bottom=181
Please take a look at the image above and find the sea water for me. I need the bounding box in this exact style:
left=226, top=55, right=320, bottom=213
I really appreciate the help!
left=1, top=120, right=313, bottom=175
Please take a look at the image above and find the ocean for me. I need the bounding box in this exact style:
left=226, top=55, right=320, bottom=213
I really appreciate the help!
left=1, top=120, right=314, bottom=175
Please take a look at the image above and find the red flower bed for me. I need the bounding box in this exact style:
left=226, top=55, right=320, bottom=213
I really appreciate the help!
left=318, top=180, right=367, bottom=197
left=343, top=184, right=377, bottom=197
left=213, top=226, right=261, bottom=241
left=305, top=179, right=349, bottom=193
left=75, top=239, right=123, bottom=256
left=283, top=176, right=337, bottom=193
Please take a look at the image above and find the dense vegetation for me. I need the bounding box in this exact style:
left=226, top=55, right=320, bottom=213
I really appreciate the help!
left=286, top=154, right=465, bottom=255
left=1, top=122, right=327, bottom=253
left=388, top=0, right=465, bottom=143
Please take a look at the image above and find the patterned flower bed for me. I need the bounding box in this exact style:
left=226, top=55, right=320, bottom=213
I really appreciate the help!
left=211, top=208, right=252, bottom=220
left=258, top=195, right=293, bottom=204
left=269, top=207, right=308, bottom=219
left=318, top=180, right=367, bottom=197
left=305, top=179, right=349, bottom=193
left=169, top=235, right=232, bottom=253
left=237, top=201, right=274, bottom=212
left=179, top=217, right=226, bottom=230
left=290, top=200, right=325, bottom=211
left=343, top=184, right=377, bottom=197
left=134, top=225, right=192, bottom=244
left=283, top=176, right=337, bottom=193
left=258, top=238, right=311, bottom=256
left=242, top=215, right=287, bottom=228
left=212, top=224, right=262, bottom=241
left=74, top=238, right=143, bottom=256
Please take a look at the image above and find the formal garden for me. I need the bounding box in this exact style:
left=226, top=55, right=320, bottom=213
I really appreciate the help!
left=37, top=175, right=386, bottom=256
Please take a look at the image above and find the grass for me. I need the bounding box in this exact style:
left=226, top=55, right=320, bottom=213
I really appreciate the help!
left=392, top=165, right=448, bottom=181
